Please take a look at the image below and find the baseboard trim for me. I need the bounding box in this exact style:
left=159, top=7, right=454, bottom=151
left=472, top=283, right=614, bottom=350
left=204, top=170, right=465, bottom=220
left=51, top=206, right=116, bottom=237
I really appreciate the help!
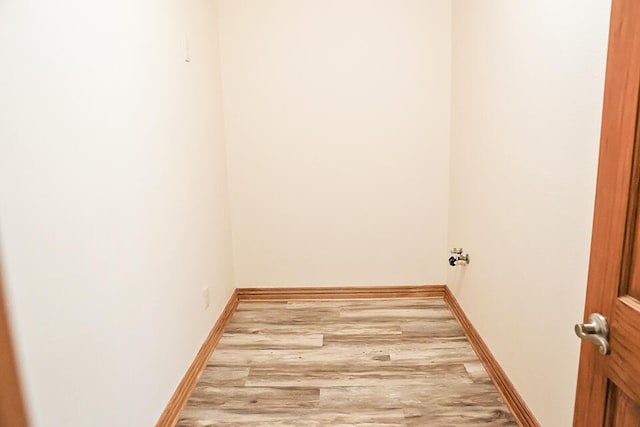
left=155, top=288, right=239, bottom=427
left=443, top=286, right=540, bottom=427
left=237, top=284, right=446, bottom=301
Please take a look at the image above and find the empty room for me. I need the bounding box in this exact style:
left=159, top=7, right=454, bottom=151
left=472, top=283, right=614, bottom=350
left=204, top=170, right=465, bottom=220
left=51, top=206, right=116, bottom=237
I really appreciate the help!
left=2, top=0, right=638, bottom=426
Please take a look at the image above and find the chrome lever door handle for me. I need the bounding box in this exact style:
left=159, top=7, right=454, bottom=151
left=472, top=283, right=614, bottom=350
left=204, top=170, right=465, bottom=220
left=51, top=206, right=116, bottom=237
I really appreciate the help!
left=574, top=313, right=610, bottom=355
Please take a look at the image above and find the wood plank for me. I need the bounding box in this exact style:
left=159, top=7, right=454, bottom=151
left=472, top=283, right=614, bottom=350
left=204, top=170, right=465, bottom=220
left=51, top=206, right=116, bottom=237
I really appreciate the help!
left=206, top=347, right=395, bottom=367
left=404, top=405, right=516, bottom=427
left=177, top=408, right=407, bottom=427
left=339, top=307, right=451, bottom=320
left=192, top=367, right=249, bottom=387
left=400, top=318, right=465, bottom=337
left=217, top=333, right=324, bottom=350
left=243, top=363, right=473, bottom=388
left=321, top=334, right=466, bottom=345
left=186, top=386, right=320, bottom=410
left=318, top=383, right=506, bottom=409
left=464, top=362, right=493, bottom=384
left=388, top=345, right=478, bottom=365
left=228, top=307, right=341, bottom=324
left=224, top=320, right=403, bottom=336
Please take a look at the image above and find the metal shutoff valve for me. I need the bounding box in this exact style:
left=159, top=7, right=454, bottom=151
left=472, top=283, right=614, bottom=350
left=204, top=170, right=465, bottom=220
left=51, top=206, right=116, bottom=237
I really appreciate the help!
left=449, top=248, right=470, bottom=267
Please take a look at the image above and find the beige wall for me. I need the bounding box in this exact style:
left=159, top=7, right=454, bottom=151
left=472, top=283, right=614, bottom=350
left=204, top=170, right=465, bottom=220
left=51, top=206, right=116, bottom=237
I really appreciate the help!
left=0, top=1, right=613, bottom=425
left=448, top=1, right=611, bottom=425
left=0, top=1, right=234, bottom=426
left=218, top=0, right=452, bottom=287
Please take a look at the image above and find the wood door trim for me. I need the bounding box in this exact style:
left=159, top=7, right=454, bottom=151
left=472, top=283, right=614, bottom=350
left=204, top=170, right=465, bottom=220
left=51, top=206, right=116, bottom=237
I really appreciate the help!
left=237, top=284, right=446, bottom=300
left=443, top=286, right=540, bottom=427
left=155, top=288, right=239, bottom=427
left=0, top=262, right=30, bottom=427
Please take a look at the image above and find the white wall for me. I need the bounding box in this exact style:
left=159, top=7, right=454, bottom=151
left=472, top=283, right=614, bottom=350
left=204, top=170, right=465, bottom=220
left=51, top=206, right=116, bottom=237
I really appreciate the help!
left=218, top=0, right=452, bottom=287
left=0, top=1, right=234, bottom=426
left=448, top=1, right=610, bottom=425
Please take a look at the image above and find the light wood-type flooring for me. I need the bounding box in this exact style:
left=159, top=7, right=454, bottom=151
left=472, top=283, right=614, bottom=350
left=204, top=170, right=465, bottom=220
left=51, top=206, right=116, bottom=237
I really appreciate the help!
left=177, top=298, right=517, bottom=426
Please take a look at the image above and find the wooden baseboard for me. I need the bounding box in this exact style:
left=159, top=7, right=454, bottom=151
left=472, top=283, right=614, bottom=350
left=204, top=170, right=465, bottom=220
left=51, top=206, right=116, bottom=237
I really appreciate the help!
left=443, top=286, right=540, bottom=427
left=237, top=284, right=446, bottom=301
left=155, top=289, right=239, bottom=427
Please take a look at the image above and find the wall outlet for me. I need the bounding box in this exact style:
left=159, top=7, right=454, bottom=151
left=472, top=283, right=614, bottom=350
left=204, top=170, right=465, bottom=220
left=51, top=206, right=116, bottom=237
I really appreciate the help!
left=202, top=286, right=210, bottom=310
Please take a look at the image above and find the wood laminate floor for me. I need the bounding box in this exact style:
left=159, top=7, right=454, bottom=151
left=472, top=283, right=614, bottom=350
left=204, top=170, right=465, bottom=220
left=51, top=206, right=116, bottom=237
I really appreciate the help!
left=177, top=298, right=517, bottom=426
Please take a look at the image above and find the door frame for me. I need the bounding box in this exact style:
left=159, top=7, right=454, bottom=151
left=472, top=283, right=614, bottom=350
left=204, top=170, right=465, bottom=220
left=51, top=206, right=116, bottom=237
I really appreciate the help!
left=0, top=257, right=29, bottom=427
